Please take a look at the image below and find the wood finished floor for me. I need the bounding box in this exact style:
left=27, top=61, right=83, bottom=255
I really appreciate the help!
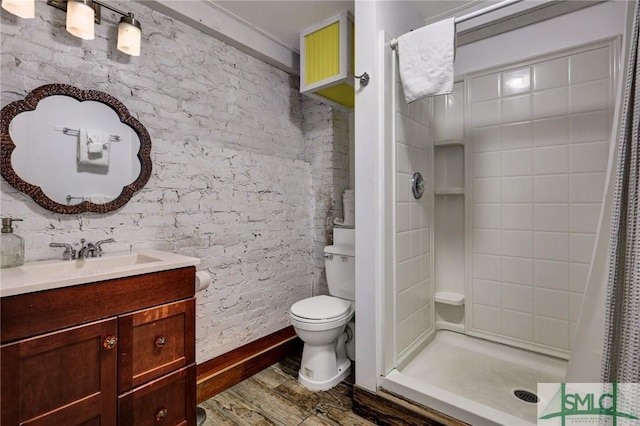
left=200, top=354, right=376, bottom=426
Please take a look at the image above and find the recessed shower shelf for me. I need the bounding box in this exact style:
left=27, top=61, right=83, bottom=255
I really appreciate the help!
left=434, top=139, right=464, bottom=147
left=435, top=188, right=464, bottom=195
left=435, top=292, right=465, bottom=306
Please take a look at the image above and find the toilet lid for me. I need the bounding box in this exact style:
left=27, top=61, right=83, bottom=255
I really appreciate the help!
left=290, top=295, right=352, bottom=321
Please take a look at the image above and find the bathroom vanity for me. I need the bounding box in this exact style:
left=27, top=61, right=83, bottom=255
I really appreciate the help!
left=0, top=251, right=199, bottom=425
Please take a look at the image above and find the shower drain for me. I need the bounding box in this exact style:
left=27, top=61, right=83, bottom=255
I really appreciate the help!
left=514, top=389, right=539, bottom=403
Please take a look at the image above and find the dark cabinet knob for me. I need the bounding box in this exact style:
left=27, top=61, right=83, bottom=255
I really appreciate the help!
left=155, top=336, right=167, bottom=348
left=103, top=335, right=117, bottom=350
left=156, top=407, right=168, bottom=422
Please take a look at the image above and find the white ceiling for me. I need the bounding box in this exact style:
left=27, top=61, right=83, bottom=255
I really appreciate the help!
left=210, top=1, right=481, bottom=53
left=147, top=0, right=486, bottom=72
left=149, top=1, right=596, bottom=74
left=212, top=1, right=355, bottom=52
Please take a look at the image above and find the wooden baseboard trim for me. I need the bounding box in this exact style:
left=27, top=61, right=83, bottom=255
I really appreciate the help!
left=196, top=326, right=301, bottom=403
left=353, top=385, right=469, bottom=426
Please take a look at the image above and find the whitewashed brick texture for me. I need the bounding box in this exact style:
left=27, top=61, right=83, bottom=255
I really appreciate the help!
left=303, top=99, right=351, bottom=296
left=0, top=2, right=349, bottom=362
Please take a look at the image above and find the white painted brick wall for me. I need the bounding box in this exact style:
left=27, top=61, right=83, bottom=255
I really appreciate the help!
left=1, top=2, right=349, bottom=362
left=303, top=100, right=350, bottom=296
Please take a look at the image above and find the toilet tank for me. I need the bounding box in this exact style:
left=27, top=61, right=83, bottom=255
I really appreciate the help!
left=324, top=244, right=355, bottom=301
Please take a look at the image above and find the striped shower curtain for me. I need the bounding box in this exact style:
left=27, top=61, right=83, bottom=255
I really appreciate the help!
left=601, top=0, right=640, bottom=384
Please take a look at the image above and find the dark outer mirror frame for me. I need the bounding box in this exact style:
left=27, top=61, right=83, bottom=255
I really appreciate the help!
left=1, top=83, right=152, bottom=214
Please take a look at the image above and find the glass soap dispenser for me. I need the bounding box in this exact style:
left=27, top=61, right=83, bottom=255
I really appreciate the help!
left=1, top=218, right=24, bottom=268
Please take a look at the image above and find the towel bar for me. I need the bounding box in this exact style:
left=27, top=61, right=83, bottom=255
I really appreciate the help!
left=66, top=194, right=85, bottom=205
left=54, top=126, right=121, bottom=141
left=390, top=0, right=524, bottom=50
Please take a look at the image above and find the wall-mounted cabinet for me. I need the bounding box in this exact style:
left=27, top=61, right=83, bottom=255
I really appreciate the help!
left=300, top=12, right=354, bottom=110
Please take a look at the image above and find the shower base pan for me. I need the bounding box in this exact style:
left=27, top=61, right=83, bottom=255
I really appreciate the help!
left=380, top=330, right=567, bottom=425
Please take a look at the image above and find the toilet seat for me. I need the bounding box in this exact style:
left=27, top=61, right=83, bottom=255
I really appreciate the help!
left=290, top=295, right=353, bottom=324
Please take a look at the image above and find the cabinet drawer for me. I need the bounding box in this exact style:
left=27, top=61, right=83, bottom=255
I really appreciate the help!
left=1, top=318, right=117, bottom=426
left=1, top=267, right=196, bottom=344
left=118, top=298, right=195, bottom=392
left=118, top=365, right=196, bottom=426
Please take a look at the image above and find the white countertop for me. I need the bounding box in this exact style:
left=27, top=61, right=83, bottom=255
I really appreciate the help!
left=0, top=249, right=200, bottom=298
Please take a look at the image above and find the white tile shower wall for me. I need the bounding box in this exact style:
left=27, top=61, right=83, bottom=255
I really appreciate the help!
left=469, top=43, right=614, bottom=355
left=0, top=3, right=348, bottom=362
left=395, top=79, right=433, bottom=358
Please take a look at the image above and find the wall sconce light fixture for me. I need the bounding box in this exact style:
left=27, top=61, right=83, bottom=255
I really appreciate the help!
left=1, top=0, right=35, bottom=18
left=56, top=0, right=142, bottom=56
left=1, top=0, right=142, bottom=56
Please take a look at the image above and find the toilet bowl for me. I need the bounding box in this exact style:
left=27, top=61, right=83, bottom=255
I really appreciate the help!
left=290, top=228, right=356, bottom=391
left=290, top=295, right=354, bottom=390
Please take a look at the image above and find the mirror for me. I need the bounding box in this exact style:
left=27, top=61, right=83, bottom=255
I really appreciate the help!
left=1, top=84, right=151, bottom=214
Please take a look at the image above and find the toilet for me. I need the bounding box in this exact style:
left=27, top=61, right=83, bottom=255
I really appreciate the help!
left=290, top=228, right=355, bottom=391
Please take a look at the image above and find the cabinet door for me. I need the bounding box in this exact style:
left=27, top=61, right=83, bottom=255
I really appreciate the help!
left=118, top=365, right=196, bottom=426
left=118, top=298, right=195, bottom=392
left=1, top=318, right=117, bottom=426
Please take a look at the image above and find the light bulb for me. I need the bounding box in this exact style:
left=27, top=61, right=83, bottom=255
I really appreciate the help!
left=1, top=0, right=35, bottom=19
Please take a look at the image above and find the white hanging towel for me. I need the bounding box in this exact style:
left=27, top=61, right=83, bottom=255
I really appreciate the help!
left=397, top=18, right=455, bottom=103
left=77, top=128, right=110, bottom=167
left=87, top=131, right=110, bottom=154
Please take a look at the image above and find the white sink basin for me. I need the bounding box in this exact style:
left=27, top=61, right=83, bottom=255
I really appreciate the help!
left=0, top=250, right=200, bottom=297
left=23, top=253, right=161, bottom=279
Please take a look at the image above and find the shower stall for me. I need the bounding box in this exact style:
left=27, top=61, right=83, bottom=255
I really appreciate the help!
left=354, top=2, right=633, bottom=425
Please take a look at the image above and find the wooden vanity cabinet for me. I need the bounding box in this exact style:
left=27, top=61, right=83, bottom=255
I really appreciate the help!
left=1, top=318, right=118, bottom=426
left=0, top=267, right=197, bottom=426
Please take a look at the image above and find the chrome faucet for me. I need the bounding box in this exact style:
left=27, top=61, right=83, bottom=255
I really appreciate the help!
left=50, top=238, right=116, bottom=260
left=95, top=238, right=115, bottom=257
left=49, top=242, right=77, bottom=260
left=77, top=238, right=96, bottom=259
